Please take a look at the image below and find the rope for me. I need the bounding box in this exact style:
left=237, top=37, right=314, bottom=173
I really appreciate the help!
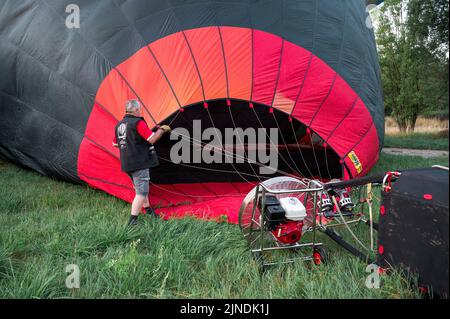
left=271, top=113, right=304, bottom=175
left=308, top=129, right=324, bottom=180
left=226, top=106, right=263, bottom=183
left=331, top=195, right=371, bottom=252
left=323, top=145, right=333, bottom=180
left=169, top=117, right=298, bottom=179
left=366, top=183, right=374, bottom=251
left=289, top=121, right=315, bottom=177
left=250, top=107, right=302, bottom=176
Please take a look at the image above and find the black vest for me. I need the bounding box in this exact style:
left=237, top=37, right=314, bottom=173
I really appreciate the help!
left=115, top=115, right=159, bottom=173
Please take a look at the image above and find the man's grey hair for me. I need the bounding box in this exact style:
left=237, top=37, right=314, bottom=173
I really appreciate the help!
left=125, top=99, right=141, bottom=113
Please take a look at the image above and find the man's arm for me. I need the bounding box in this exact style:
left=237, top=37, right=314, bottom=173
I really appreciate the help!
left=147, top=128, right=165, bottom=144
left=137, top=121, right=170, bottom=145
left=148, top=125, right=171, bottom=144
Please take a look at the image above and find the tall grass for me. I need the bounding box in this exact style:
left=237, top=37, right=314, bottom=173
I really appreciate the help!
left=1, top=154, right=448, bottom=299
left=384, top=116, right=449, bottom=150
left=385, top=116, right=448, bottom=135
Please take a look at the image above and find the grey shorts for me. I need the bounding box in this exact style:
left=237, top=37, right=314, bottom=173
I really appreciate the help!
left=130, top=169, right=150, bottom=196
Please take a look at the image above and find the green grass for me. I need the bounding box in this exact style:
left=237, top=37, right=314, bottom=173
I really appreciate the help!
left=372, top=152, right=448, bottom=172
left=384, top=132, right=449, bottom=150
left=0, top=154, right=448, bottom=299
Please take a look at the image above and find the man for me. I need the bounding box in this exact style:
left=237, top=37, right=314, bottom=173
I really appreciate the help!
left=113, top=99, right=171, bottom=226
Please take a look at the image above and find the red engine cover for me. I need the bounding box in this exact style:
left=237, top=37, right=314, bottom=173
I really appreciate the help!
left=272, top=221, right=304, bottom=244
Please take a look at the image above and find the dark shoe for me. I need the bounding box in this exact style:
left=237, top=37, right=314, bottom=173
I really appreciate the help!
left=128, top=215, right=139, bottom=226
left=144, top=206, right=160, bottom=219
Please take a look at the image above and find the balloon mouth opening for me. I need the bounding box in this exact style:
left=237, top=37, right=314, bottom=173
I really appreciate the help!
left=150, top=99, right=342, bottom=184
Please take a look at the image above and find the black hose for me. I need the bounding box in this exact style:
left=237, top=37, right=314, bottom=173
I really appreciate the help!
left=324, top=173, right=389, bottom=190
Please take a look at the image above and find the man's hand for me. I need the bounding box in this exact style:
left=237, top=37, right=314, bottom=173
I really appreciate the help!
left=160, top=125, right=171, bottom=133
left=148, top=125, right=171, bottom=144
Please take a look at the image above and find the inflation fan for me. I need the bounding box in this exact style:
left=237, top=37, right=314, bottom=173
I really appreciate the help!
left=238, top=174, right=393, bottom=269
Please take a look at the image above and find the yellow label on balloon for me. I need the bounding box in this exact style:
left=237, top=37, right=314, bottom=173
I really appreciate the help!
left=348, top=151, right=363, bottom=174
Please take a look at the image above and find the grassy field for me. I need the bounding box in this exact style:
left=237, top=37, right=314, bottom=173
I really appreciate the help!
left=384, top=116, right=448, bottom=150
left=385, top=116, right=448, bottom=135
left=0, top=153, right=448, bottom=299
left=384, top=132, right=449, bottom=150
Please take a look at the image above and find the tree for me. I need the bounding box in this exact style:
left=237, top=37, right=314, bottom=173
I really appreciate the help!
left=376, top=0, right=420, bottom=132
left=408, top=0, right=449, bottom=58
left=408, top=0, right=449, bottom=119
left=375, top=0, right=449, bottom=132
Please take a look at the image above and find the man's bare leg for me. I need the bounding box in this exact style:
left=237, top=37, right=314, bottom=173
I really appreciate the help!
left=131, top=194, right=147, bottom=216
left=128, top=194, right=146, bottom=226
left=143, top=196, right=150, bottom=210
left=143, top=195, right=158, bottom=217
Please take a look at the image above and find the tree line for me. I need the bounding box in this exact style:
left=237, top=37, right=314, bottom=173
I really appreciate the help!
left=374, top=0, right=449, bottom=132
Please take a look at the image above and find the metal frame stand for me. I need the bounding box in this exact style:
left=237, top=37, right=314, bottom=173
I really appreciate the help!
left=248, top=180, right=324, bottom=268
left=240, top=175, right=383, bottom=269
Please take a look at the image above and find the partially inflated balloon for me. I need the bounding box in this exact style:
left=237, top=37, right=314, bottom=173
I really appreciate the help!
left=0, top=0, right=383, bottom=222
